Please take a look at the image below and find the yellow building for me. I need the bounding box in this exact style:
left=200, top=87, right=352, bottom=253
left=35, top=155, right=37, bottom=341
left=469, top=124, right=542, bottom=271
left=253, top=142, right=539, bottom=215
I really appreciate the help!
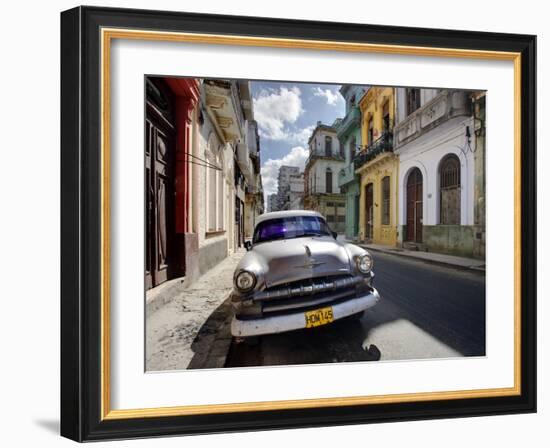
left=356, top=87, right=399, bottom=246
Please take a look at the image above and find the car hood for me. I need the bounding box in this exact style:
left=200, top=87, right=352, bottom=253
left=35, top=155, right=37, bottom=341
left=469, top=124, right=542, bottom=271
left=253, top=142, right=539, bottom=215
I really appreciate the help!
left=247, top=236, right=352, bottom=288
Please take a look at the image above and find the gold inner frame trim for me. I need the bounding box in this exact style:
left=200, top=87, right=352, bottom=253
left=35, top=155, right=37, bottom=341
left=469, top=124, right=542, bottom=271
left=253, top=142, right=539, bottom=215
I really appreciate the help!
left=100, top=27, right=522, bottom=420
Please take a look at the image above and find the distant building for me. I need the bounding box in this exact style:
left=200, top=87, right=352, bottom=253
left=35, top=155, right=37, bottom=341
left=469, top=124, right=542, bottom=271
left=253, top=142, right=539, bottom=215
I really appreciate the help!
left=303, top=121, right=346, bottom=233
left=288, top=172, right=305, bottom=209
left=276, top=165, right=300, bottom=210
left=267, top=193, right=279, bottom=212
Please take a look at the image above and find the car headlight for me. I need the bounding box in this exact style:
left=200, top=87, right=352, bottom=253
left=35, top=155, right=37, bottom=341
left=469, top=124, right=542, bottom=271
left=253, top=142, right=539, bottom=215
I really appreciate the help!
left=356, top=253, right=374, bottom=274
left=235, top=270, right=257, bottom=292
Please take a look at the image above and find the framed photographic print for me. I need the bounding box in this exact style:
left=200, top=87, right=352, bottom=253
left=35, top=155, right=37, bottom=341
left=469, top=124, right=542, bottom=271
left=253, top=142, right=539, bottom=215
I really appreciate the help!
left=60, top=6, right=536, bottom=442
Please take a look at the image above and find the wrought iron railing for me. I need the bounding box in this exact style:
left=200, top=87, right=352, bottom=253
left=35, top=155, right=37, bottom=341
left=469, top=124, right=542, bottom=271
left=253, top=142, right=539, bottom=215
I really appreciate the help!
left=353, top=131, right=393, bottom=170
left=305, top=151, right=345, bottom=168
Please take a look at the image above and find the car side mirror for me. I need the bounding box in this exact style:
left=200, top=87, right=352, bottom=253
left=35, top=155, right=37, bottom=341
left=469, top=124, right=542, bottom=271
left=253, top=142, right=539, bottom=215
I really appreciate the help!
left=244, top=241, right=252, bottom=251
left=331, top=231, right=338, bottom=239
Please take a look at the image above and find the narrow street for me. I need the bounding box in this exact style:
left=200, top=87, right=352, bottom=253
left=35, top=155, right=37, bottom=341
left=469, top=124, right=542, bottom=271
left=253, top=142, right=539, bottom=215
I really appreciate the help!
left=146, top=248, right=486, bottom=371
left=225, top=251, right=485, bottom=367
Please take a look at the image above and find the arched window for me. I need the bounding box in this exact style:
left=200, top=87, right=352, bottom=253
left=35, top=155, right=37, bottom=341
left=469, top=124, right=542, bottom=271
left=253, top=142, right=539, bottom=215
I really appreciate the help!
left=326, top=167, right=333, bottom=194
left=325, top=136, right=332, bottom=156
left=439, top=154, right=461, bottom=224
left=381, top=176, right=390, bottom=225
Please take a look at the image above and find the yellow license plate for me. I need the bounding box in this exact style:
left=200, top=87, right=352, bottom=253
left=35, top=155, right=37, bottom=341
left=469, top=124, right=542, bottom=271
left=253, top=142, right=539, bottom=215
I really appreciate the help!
left=305, top=307, right=334, bottom=328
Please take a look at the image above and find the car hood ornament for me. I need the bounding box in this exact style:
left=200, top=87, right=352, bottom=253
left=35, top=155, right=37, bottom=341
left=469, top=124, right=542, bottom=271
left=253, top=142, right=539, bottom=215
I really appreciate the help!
left=294, top=245, right=326, bottom=269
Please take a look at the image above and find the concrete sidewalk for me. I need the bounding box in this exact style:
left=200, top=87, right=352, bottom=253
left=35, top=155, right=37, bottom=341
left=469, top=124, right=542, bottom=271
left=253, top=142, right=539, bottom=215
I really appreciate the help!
left=356, top=242, right=485, bottom=272
left=145, top=249, right=244, bottom=371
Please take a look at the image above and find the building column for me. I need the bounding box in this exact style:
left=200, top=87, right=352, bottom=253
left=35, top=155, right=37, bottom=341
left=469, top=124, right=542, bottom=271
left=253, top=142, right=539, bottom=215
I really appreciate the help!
left=165, top=78, right=200, bottom=280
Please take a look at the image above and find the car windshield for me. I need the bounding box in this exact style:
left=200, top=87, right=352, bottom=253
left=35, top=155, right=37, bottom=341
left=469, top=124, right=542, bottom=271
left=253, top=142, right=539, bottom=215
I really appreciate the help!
left=253, top=216, right=332, bottom=244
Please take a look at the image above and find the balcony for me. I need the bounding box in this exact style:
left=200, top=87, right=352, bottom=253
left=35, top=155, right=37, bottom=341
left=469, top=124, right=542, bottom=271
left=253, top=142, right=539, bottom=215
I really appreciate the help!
left=204, top=79, right=244, bottom=143
left=336, top=106, right=361, bottom=140
left=305, top=151, right=344, bottom=169
left=394, top=90, right=471, bottom=148
left=338, top=164, right=357, bottom=187
left=353, top=131, right=393, bottom=171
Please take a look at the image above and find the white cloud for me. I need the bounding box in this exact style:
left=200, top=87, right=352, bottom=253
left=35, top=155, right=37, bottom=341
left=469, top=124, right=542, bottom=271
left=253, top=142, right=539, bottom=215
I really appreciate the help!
left=287, top=124, right=315, bottom=146
left=312, top=86, right=342, bottom=106
left=253, top=87, right=304, bottom=141
left=261, top=146, right=309, bottom=200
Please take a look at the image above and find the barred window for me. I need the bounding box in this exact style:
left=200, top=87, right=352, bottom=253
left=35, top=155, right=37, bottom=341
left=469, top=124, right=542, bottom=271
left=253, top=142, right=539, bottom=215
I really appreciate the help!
left=381, top=176, right=391, bottom=225
left=325, top=136, right=332, bottom=156
left=439, top=154, right=461, bottom=225
left=406, top=88, right=421, bottom=115
left=326, top=168, right=333, bottom=194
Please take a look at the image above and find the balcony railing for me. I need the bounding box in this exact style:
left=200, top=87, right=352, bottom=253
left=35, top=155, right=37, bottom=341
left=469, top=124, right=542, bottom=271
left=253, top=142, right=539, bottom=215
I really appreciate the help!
left=353, top=131, right=393, bottom=171
left=305, top=151, right=345, bottom=168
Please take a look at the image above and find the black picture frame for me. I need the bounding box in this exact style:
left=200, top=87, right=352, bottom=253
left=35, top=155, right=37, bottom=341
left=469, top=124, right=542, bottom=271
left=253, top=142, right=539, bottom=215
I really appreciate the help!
left=61, top=5, right=536, bottom=442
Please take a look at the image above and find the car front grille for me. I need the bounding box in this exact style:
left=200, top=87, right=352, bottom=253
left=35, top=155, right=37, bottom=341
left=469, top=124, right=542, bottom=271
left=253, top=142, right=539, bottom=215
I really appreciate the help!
left=256, top=275, right=364, bottom=316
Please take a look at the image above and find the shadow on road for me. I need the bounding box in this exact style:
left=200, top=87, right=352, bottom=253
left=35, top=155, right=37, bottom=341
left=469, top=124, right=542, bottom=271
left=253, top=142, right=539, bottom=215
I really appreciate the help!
left=370, top=252, right=486, bottom=357
left=225, top=318, right=381, bottom=368
left=187, top=297, right=234, bottom=370
left=189, top=252, right=485, bottom=369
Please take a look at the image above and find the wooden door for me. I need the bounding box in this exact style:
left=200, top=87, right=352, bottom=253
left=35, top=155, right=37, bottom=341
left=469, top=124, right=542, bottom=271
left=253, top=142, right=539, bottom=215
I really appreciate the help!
left=365, top=183, right=374, bottom=240
left=145, top=79, right=176, bottom=289
left=406, top=168, right=423, bottom=242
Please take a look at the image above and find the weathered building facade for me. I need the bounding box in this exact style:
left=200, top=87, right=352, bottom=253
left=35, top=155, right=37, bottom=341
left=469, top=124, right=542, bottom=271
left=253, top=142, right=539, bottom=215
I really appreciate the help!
left=145, top=77, right=264, bottom=292
left=356, top=87, right=399, bottom=247
left=267, top=193, right=278, bottom=213
left=304, top=121, right=346, bottom=233
left=288, top=172, right=305, bottom=209
left=393, top=88, right=484, bottom=258
left=145, top=77, right=201, bottom=290
left=336, top=85, right=366, bottom=241
left=276, top=165, right=300, bottom=211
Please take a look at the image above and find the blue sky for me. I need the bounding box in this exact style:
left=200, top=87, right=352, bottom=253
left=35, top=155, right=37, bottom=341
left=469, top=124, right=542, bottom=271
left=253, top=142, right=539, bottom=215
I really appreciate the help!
left=250, top=81, right=346, bottom=201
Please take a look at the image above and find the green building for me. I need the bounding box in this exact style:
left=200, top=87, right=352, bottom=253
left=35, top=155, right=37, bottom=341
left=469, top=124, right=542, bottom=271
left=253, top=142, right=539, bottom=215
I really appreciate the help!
left=336, top=85, right=366, bottom=241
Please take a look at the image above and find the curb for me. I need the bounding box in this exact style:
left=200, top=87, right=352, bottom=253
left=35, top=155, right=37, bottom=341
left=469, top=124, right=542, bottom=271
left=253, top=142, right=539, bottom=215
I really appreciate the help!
left=361, top=245, right=486, bottom=273
left=145, top=276, right=188, bottom=317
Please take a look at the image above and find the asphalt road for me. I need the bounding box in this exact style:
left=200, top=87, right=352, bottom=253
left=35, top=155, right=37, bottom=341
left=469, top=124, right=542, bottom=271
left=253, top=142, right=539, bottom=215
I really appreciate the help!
left=225, top=251, right=486, bottom=368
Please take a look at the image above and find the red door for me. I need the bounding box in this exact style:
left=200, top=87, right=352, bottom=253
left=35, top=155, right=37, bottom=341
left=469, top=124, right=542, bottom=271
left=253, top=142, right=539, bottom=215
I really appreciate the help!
left=365, top=183, right=374, bottom=240
left=406, top=168, right=423, bottom=242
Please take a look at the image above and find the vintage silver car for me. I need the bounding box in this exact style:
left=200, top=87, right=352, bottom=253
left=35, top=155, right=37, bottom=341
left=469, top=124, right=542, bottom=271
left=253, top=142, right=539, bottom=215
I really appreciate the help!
left=230, top=210, right=380, bottom=337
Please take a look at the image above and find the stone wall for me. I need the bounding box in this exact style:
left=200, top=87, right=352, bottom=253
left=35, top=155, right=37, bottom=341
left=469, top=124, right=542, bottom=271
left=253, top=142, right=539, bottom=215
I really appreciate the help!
left=198, top=237, right=229, bottom=277
left=423, top=225, right=475, bottom=258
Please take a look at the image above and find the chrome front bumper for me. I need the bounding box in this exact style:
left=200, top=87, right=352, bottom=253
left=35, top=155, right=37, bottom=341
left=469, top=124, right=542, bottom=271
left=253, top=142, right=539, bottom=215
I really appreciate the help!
left=231, top=287, right=380, bottom=337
